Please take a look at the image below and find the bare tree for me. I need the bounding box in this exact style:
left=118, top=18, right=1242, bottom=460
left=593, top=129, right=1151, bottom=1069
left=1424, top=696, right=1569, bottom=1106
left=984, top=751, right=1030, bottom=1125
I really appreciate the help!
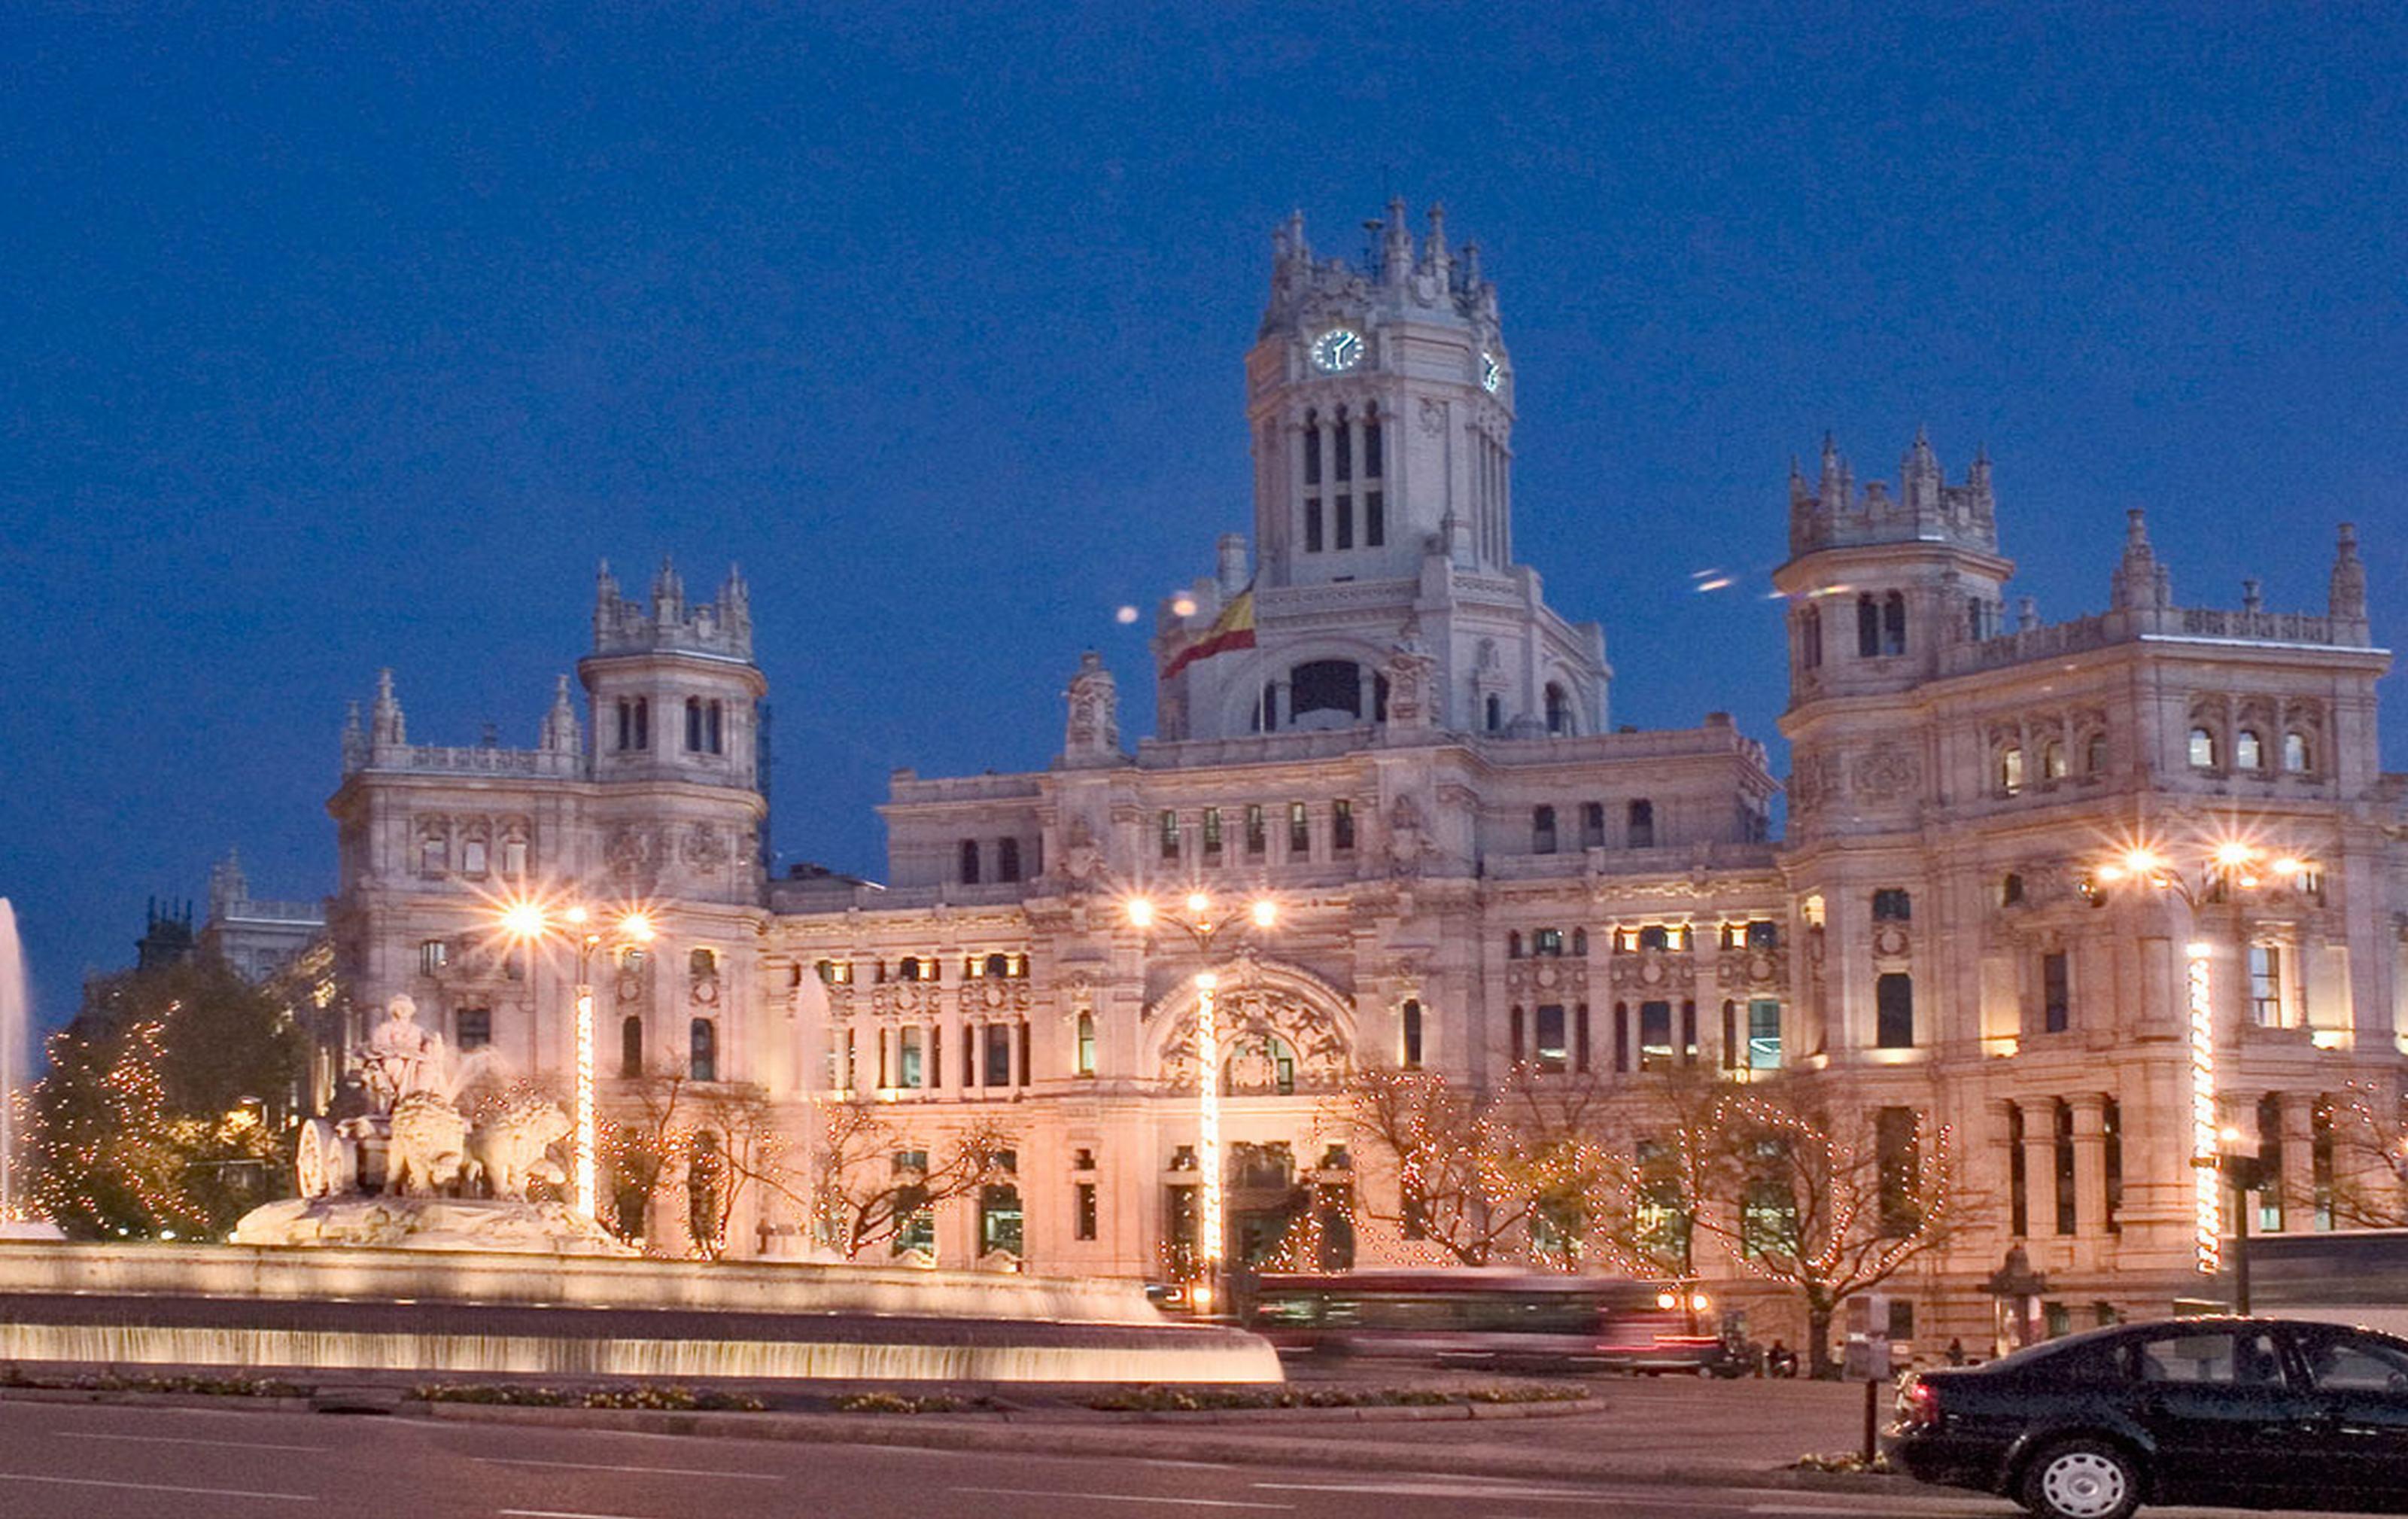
left=604, top=1066, right=797, bottom=1259
left=1670, top=1077, right=1965, bottom=1378
left=807, top=1094, right=1014, bottom=1262
left=1328, top=1064, right=1617, bottom=1269
left=2305, top=1082, right=2408, bottom=1228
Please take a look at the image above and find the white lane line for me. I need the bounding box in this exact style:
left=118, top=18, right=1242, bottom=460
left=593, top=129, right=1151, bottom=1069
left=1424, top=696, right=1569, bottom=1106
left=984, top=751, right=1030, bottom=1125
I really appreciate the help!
left=501, top=1511, right=661, bottom=1519
left=953, top=1487, right=1292, bottom=1511
left=1257, top=1483, right=1710, bottom=1508
left=0, top=1470, right=314, bottom=1500
left=57, top=1430, right=332, bottom=1454
left=484, top=1457, right=780, bottom=1481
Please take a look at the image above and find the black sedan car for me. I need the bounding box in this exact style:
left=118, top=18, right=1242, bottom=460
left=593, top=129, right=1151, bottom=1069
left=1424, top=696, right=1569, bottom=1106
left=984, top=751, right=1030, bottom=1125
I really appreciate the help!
left=1887, top=1316, right=2408, bottom=1519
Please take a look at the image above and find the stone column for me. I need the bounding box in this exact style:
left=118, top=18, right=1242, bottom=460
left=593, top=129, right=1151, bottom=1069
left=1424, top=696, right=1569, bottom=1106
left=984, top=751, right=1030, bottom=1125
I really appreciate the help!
left=1988, top=1097, right=2023, bottom=1244
left=2279, top=1091, right=2317, bottom=1228
left=2069, top=1093, right=2110, bottom=1240
left=2021, top=1099, right=2062, bottom=1239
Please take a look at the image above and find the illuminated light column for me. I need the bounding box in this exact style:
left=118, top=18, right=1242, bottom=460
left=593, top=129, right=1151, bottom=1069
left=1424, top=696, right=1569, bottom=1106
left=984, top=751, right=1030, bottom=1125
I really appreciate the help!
left=2188, top=941, right=2221, bottom=1275
left=1194, top=970, right=1224, bottom=1307
left=573, top=980, right=597, bottom=1215
left=500, top=898, right=652, bottom=1222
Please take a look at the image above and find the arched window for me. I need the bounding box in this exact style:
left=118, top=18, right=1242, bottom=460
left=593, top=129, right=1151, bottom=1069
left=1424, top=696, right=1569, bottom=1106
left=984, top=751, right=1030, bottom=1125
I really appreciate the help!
left=1800, top=606, right=1823, bottom=670
left=1485, top=695, right=1502, bottom=732
left=1532, top=805, right=1558, bottom=854
left=2042, top=741, right=2067, bottom=781
left=2086, top=732, right=2110, bottom=775
left=1303, top=408, right=1321, bottom=485
left=1857, top=595, right=1881, bottom=658
left=2001, top=872, right=2025, bottom=907
left=959, top=839, right=981, bottom=884
left=690, top=1018, right=717, bottom=1082
left=1572, top=927, right=1588, bottom=956
left=1627, top=799, right=1655, bottom=849
left=2236, top=729, right=2264, bottom=771
left=997, top=838, right=1021, bottom=881
left=1999, top=746, right=2025, bottom=795
left=1075, top=1012, right=1096, bottom=1076
left=689, top=948, right=716, bottom=978
left=1507, top=930, right=1525, bottom=960
left=707, top=699, right=724, bottom=754
left=684, top=696, right=704, bottom=753
left=1882, top=592, right=1908, bottom=656
left=986, top=952, right=1011, bottom=979
left=620, top=1015, right=643, bottom=1078
left=2284, top=730, right=2312, bottom=772
left=1290, top=659, right=1362, bottom=721
left=1545, top=683, right=1571, bottom=735
left=2188, top=727, right=2218, bottom=769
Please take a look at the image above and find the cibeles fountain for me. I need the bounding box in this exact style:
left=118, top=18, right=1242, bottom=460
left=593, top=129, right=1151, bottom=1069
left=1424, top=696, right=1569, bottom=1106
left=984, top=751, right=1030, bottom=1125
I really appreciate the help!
left=231, top=994, right=631, bottom=1255
left=0, top=981, right=1276, bottom=1384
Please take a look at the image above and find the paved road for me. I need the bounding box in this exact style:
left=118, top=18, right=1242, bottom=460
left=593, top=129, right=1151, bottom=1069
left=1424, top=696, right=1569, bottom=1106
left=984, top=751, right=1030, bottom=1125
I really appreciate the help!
left=0, top=1398, right=2323, bottom=1519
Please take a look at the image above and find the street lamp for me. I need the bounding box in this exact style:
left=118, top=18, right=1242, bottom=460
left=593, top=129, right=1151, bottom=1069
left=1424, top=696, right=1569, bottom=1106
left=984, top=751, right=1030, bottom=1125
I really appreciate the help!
left=1125, top=890, right=1278, bottom=1316
left=2195, top=1128, right=2273, bottom=1314
left=2088, top=838, right=2315, bottom=1283
left=497, top=896, right=655, bottom=1217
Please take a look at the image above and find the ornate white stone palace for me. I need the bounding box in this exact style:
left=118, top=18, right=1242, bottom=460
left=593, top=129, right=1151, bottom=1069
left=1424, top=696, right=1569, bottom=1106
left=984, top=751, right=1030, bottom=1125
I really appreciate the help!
left=322, top=200, right=2404, bottom=1346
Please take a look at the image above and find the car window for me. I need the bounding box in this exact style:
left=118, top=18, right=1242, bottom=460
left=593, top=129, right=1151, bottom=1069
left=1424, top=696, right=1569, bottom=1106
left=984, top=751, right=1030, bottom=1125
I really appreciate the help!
left=2300, top=1334, right=2408, bottom=1394
left=2133, top=1330, right=2285, bottom=1386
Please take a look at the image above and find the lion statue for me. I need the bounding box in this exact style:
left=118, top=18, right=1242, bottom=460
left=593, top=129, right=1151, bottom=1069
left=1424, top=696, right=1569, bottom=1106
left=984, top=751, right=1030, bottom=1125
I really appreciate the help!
left=464, top=1097, right=572, bottom=1201
left=385, top=1091, right=470, bottom=1197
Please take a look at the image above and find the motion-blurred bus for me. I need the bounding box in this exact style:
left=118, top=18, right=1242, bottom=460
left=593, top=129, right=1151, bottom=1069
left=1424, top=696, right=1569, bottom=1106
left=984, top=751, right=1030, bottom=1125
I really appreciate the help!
left=1245, top=1269, right=1741, bottom=1373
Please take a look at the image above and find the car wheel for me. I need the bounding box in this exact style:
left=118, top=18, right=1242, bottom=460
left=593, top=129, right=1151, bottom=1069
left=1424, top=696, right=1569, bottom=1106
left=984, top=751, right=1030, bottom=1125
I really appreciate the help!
left=2020, top=1438, right=2141, bottom=1519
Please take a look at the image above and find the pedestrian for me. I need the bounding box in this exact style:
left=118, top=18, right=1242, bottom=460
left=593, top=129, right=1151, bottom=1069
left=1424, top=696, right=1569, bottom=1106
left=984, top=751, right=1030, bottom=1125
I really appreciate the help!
left=1946, top=1336, right=1966, bottom=1366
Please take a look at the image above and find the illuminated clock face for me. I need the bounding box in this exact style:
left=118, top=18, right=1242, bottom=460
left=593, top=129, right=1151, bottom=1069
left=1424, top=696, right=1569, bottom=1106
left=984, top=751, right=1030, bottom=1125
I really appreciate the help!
left=1479, top=352, right=1503, bottom=394
left=1309, top=327, right=1364, bottom=373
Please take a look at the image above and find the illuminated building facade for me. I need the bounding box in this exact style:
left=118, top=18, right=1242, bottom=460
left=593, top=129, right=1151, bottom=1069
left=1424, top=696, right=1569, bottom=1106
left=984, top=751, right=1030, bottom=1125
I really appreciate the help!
left=324, top=204, right=2404, bottom=1342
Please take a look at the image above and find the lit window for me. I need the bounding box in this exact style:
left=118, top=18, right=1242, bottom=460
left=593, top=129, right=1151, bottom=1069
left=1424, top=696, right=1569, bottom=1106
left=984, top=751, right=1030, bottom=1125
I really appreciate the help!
left=460, top=836, right=488, bottom=875
left=1245, top=804, right=1266, bottom=855
left=1288, top=801, right=1310, bottom=855
left=1999, top=746, right=2025, bottom=795
left=2189, top=727, right=2218, bottom=769
left=898, top=1026, right=923, bottom=1089
left=1075, top=1012, right=1095, bottom=1076
left=1747, top=998, right=1781, bottom=1070
left=500, top=836, right=528, bottom=876
left=2042, top=742, right=2067, bottom=781
left=2284, top=730, right=2312, bottom=772
left=419, top=939, right=449, bottom=975
left=2236, top=729, right=2264, bottom=771
left=2249, top=945, right=2285, bottom=1026
left=1159, top=810, right=1180, bottom=861
left=1202, top=807, right=1223, bottom=857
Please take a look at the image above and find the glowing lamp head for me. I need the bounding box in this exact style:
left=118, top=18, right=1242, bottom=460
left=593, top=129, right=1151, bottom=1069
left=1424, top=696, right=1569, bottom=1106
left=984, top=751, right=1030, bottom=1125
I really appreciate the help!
left=1250, top=900, right=1278, bottom=928
left=1656, top=1289, right=1678, bottom=1310
left=1195, top=971, right=1220, bottom=991
left=2212, top=842, right=2260, bottom=871
left=1125, top=897, right=1157, bottom=929
left=563, top=905, right=590, bottom=927
left=2219, top=1126, right=2245, bottom=1148
left=619, top=912, right=655, bottom=943
left=2093, top=864, right=2127, bottom=884
left=1691, top=1292, right=1711, bottom=1313
left=498, top=901, right=548, bottom=939
left=2273, top=857, right=2306, bottom=877
left=2188, top=941, right=2214, bottom=959
left=2121, top=848, right=2164, bottom=878
left=1184, top=890, right=1212, bottom=916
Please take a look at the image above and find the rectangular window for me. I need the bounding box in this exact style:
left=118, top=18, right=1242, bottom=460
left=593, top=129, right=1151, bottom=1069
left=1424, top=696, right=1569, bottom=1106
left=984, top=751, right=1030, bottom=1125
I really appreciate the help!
left=1876, top=972, right=1915, bottom=1048
left=1364, top=418, right=1382, bottom=477
left=1639, top=1000, right=1673, bottom=1070
left=1535, top=1004, right=1567, bottom=1073
left=1288, top=801, right=1310, bottom=855
left=1335, top=495, right=1353, bottom=549
left=1202, top=807, right=1223, bottom=857
left=1076, top=1182, right=1098, bottom=1240
left=1400, top=999, right=1423, bottom=1068
left=1533, top=805, right=1558, bottom=854
left=1575, top=1003, right=1591, bottom=1072
left=898, top=1027, right=924, bottom=1089
left=1747, top=920, right=1780, bottom=951
left=984, top=1024, right=1014, bottom=1088
left=1304, top=426, right=1321, bottom=485
left=2042, top=950, right=2071, bottom=1033
left=460, top=838, right=488, bottom=875
left=1159, top=809, right=1181, bottom=861
left=1533, top=928, right=1564, bottom=957
left=500, top=837, right=528, bottom=876
left=1887, top=1300, right=1915, bottom=1341
left=959, top=839, right=981, bottom=884
left=1581, top=802, right=1606, bottom=849
left=2249, top=945, right=2285, bottom=1026
left=1872, top=888, right=1913, bottom=923
left=1365, top=491, right=1384, bottom=546
left=1749, top=998, right=1782, bottom=1070
left=1877, top=1107, right=1920, bottom=1236
left=1335, top=422, right=1351, bottom=482
left=455, top=1006, right=491, bottom=1050
left=1304, top=499, right=1323, bottom=553
left=1332, top=799, right=1354, bottom=852
left=929, top=1026, right=943, bottom=1089
left=998, top=838, right=1021, bottom=882
left=2055, top=1100, right=2078, bottom=1235
left=1627, top=799, right=1655, bottom=849
left=419, top=939, right=448, bottom=976
left=1245, top=804, right=1266, bottom=855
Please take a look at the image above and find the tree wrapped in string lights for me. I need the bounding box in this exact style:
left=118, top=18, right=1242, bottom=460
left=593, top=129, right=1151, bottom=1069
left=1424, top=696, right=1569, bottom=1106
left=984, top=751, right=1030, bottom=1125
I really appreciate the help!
left=804, top=1094, right=1016, bottom=1262
left=2305, top=1080, right=2408, bottom=1228
left=1669, top=1077, right=1963, bottom=1378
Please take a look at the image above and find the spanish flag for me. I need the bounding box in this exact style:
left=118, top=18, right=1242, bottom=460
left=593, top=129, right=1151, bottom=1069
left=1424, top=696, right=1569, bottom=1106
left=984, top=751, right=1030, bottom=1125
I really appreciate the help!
left=1160, top=587, right=1257, bottom=680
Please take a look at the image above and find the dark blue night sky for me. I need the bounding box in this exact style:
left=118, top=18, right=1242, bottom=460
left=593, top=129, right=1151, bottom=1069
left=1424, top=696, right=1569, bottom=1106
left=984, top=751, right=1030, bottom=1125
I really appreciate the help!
left=5, top=5, right=2404, bottom=1026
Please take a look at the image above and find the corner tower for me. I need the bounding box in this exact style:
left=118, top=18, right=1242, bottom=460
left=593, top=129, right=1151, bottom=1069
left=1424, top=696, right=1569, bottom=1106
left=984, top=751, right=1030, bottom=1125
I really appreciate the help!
left=1155, top=200, right=1607, bottom=742
left=581, top=559, right=766, bottom=791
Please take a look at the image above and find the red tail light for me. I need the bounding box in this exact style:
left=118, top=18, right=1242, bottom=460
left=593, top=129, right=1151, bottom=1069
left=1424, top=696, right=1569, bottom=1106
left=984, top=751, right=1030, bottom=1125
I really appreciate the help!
left=1900, top=1377, right=1941, bottom=1428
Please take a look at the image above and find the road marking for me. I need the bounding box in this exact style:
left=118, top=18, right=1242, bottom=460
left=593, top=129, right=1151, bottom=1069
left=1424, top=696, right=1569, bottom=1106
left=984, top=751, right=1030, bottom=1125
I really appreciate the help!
left=1257, top=1483, right=1690, bottom=1507
left=57, top=1430, right=332, bottom=1454
left=484, top=1457, right=780, bottom=1481
left=953, top=1487, right=1291, bottom=1511
left=501, top=1510, right=664, bottom=1519
left=0, top=1471, right=314, bottom=1501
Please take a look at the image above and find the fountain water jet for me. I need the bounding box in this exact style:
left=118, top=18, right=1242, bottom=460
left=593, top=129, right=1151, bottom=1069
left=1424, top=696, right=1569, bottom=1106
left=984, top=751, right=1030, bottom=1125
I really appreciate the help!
left=0, top=900, right=63, bottom=1238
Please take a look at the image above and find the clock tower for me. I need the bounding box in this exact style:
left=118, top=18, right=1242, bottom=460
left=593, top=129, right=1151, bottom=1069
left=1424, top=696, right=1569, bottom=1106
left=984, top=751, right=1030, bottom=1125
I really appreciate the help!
left=1155, top=199, right=1608, bottom=742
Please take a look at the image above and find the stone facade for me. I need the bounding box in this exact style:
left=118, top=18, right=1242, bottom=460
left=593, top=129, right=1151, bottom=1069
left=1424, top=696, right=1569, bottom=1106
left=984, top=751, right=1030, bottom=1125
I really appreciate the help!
left=321, top=205, right=2406, bottom=1342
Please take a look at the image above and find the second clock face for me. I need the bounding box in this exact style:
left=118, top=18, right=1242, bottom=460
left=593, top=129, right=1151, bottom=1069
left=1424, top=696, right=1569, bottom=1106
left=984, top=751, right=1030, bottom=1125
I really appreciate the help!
left=1479, top=352, right=1503, bottom=394
left=1310, top=327, right=1365, bottom=373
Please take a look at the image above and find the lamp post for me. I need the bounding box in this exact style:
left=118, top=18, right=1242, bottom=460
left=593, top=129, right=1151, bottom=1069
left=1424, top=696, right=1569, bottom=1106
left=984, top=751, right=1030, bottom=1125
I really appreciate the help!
left=498, top=897, right=655, bottom=1218
left=1125, top=890, right=1278, bottom=1317
left=2089, top=839, right=2315, bottom=1286
left=2196, top=1129, right=2273, bottom=1314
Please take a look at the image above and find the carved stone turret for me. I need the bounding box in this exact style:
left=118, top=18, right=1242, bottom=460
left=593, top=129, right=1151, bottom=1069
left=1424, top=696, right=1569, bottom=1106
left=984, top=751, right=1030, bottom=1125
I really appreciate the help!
left=2331, top=522, right=2369, bottom=624
left=1062, top=651, right=1124, bottom=769
left=540, top=674, right=582, bottom=754
left=2110, top=509, right=2172, bottom=611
